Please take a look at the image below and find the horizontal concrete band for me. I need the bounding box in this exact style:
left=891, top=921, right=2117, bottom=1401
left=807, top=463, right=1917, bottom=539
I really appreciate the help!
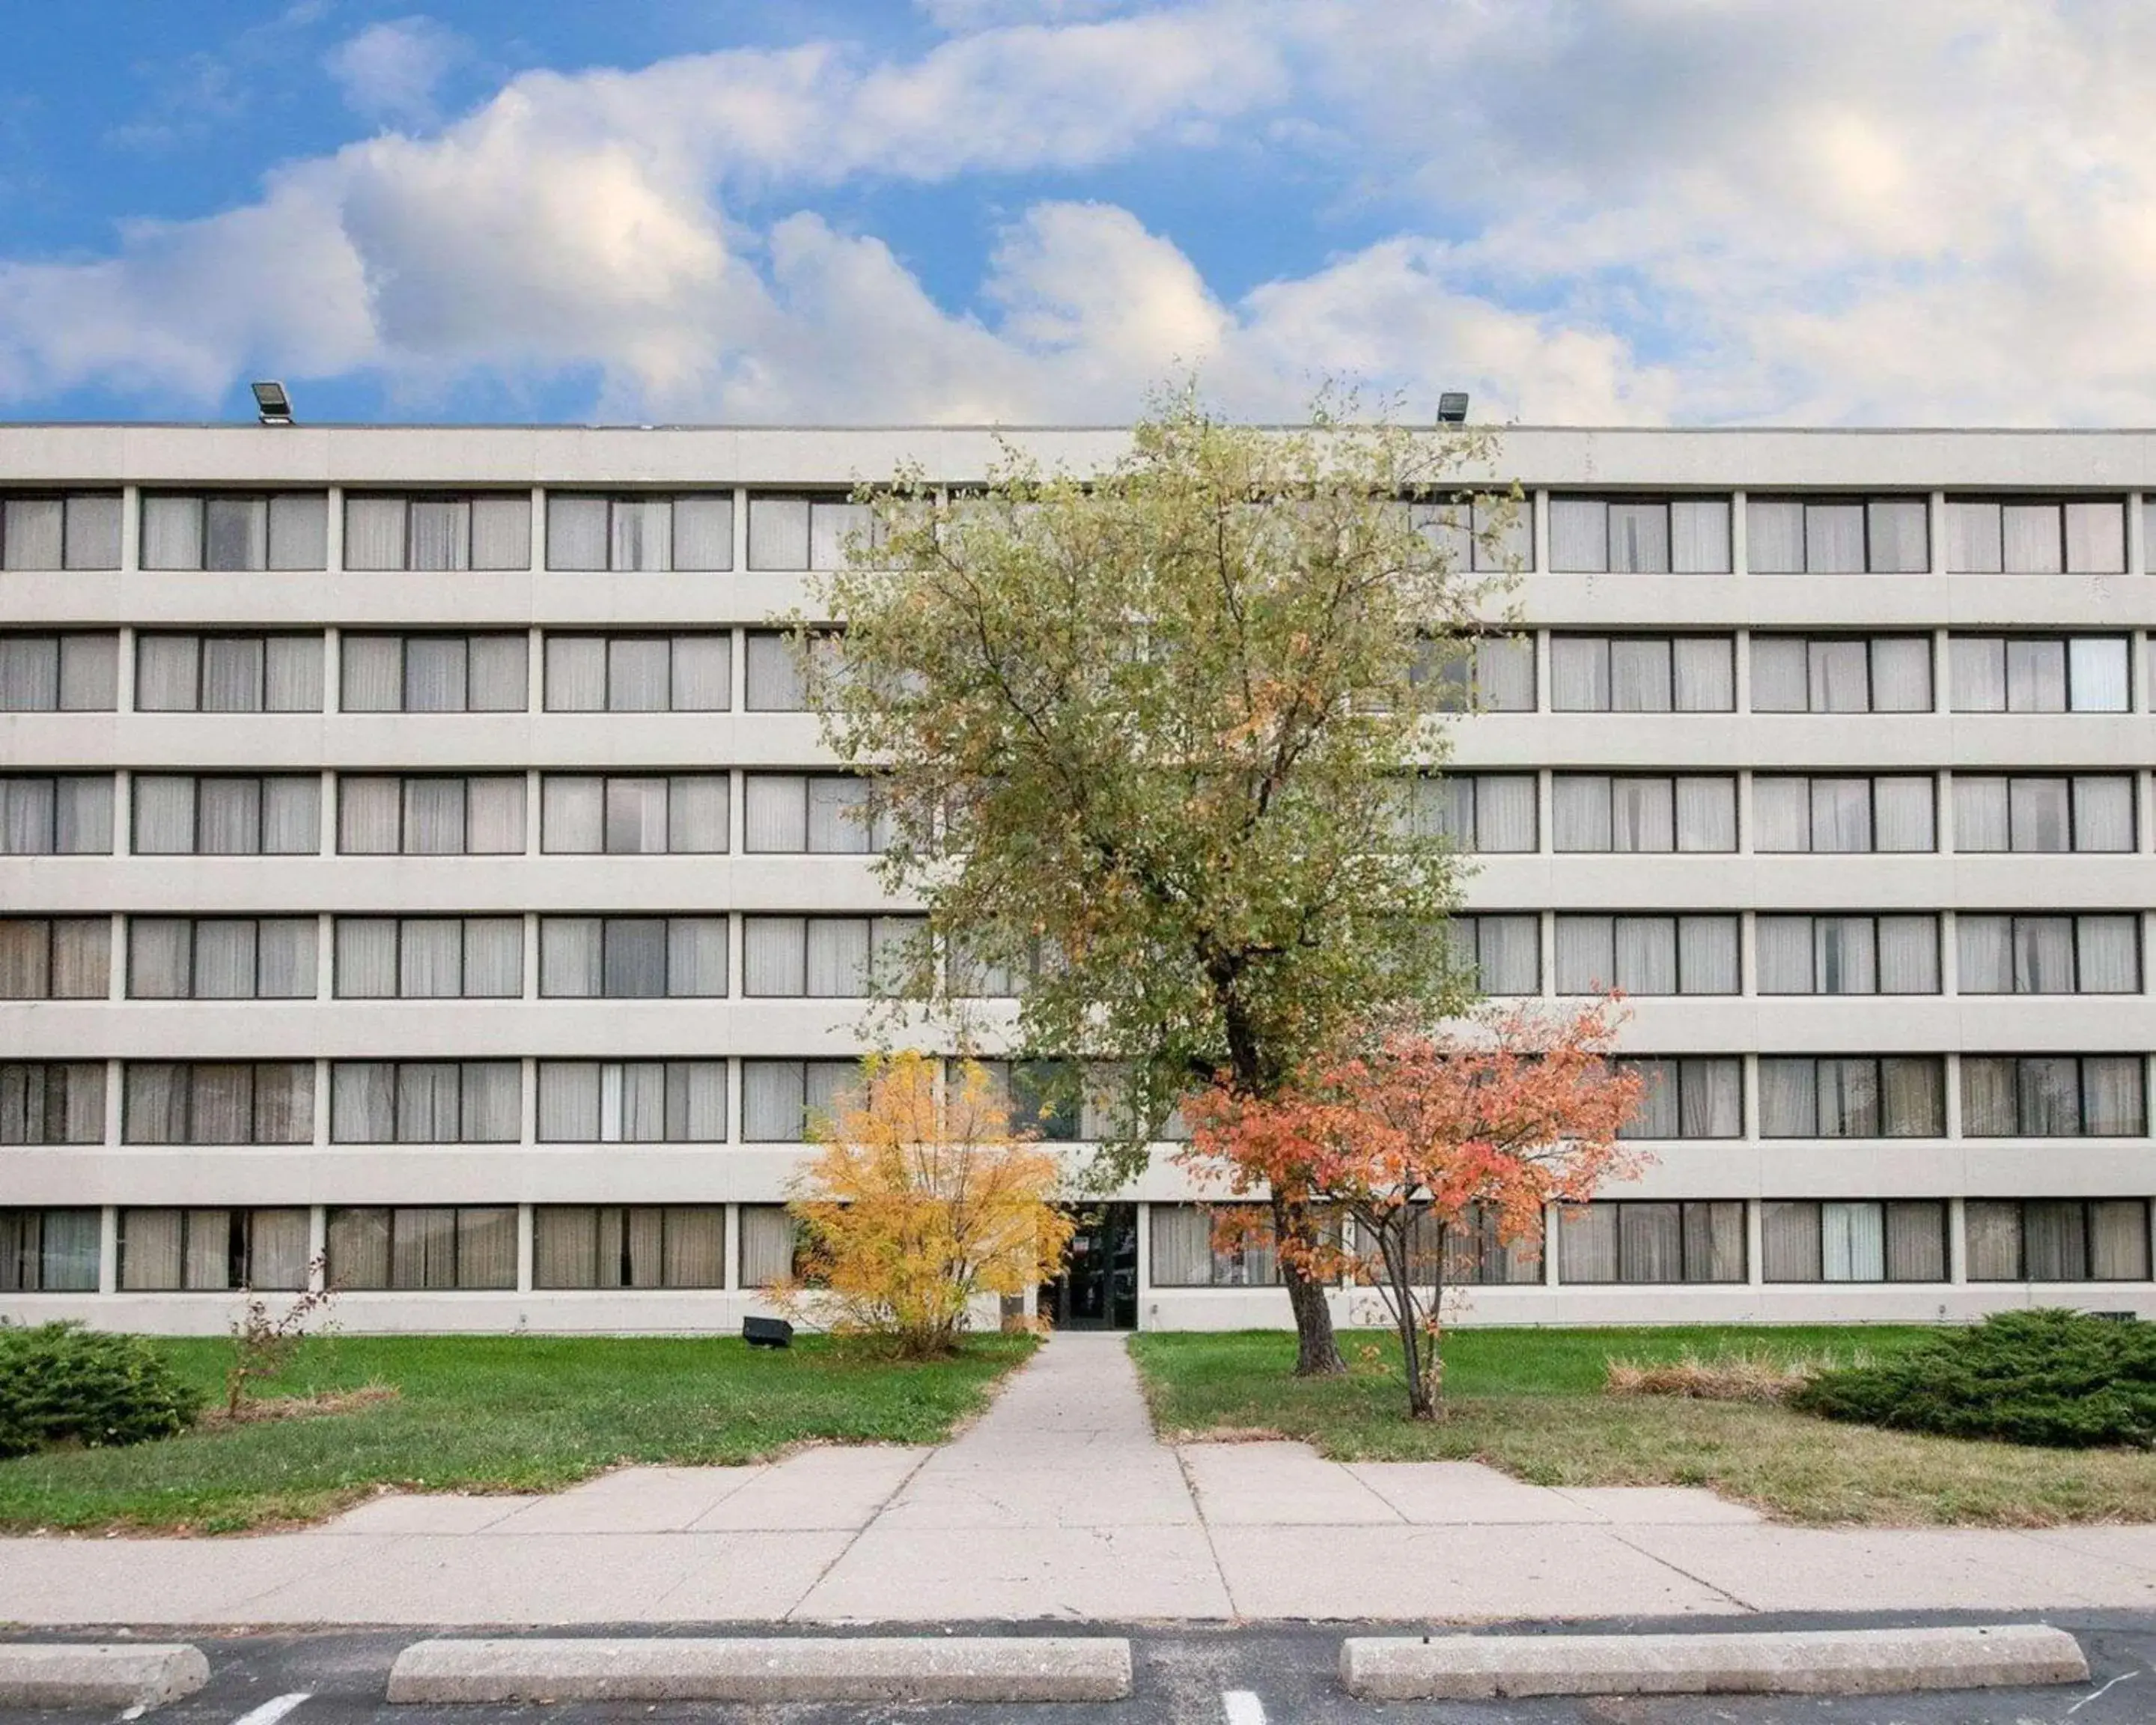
left=1340, top=1624, right=2089, bottom=1700
left=386, top=1635, right=1133, bottom=1704
left=0, top=1643, right=210, bottom=1709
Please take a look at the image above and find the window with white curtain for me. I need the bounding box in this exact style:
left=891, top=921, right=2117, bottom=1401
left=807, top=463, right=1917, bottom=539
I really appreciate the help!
left=545, top=494, right=733, bottom=571
left=0, top=1209, right=100, bottom=1292
left=1613, top=1058, right=1743, bottom=1140
left=1549, top=636, right=1734, bottom=711
left=329, top=1061, right=522, bottom=1143
left=1752, top=775, right=1934, bottom=853
left=1949, top=635, right=2130, bottom=713
left=122, top=1062, right=314, bottom=1145
left=1755, top=914, right=1940, bottom=994
left=1407, top=496, right=1533, bottom=573
left=746, top=496, right=887, bottom=571
left=972, top=1059, right=1083, bottom=1140
left=1750, top=636, right=1934, bottom=713
left=538, top=917, right=728, bottom=997
left=1558, top=1202, right=1745, bottom=1283
left=1967, top=1198, right=2151, bottom=1282
left=740, top=1059, right=862, bottom=1141
left=1547, top=496, right=1730, bottom=573
left=134, top=774, right=320, bottom=855
left=743, top=629, right=846, bottom=711
left=1956, top=914, right=2139, bottom=995
left=1357, top=1204, right=1541, bottom=1286
left=0, top=918, right=110, bottom=1000
left=1401, top=774, right=1539, bottom=853
left=536, top=1062, right=727, bottom=1143
left=1758, top=1056, right=1945, bottom=1137
left=1555, top=916, right=1737, bottom=995
left=338, top=775, right=525, bottom=854
left=339, top=634, right=528, bottom=712
left=118, top=1208, right=309, bottom=1292
left=1551, top=775, right=1737, bottom=852
left=127, top=917, right=317, bottom=1000
left=1445, top=916, right=1541, bottom=996
left=739, top=1203, right=805, bottom=1283
left=1419, top=634, right=1538, bottom=712
left=141, top=493, right=326, bottom=571
left=0, top=493, right=121, bottom=570
left=741, top=915, right=924, bottom=997
left=1746, top=496, right=1929, bottom=573
left=1961, top=1056, right=2146, bottom=1137
left=1946, top=499, right=2127, bottom=574
left=538, top=774, right=727, bottom=854
left=343, top=493, right=533, bottom=571
left=1148, top=1204, right=1286, bottom=1287
left=742, top=773, right=891, bottom=853
left=1, top=1062, right=106, bottom=1146
left=533, top=1205, right=725, bottom=1289
left=134, top=633, right=321, bottom=713
left=326, top=1206, right=518, bottom=1290
left=542, top=633, right=731, bottom=711
left=1761, top=1200, right=1947, bottom=1282
left=333, top=917, right=524, bottom=999
left=0, top=633, right=118, bottom=711
left=0, top=776, right=114, bottom=855
left=1952, top=775, right=2134, bottom=852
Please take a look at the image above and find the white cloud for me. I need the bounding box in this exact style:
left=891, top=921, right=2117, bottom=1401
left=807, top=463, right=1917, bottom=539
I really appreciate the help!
left=326, top=16, right=464, bottom=129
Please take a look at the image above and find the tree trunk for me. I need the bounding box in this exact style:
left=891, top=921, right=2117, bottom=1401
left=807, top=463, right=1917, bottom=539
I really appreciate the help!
left=1275, top=1196, right=1345, bottom=1376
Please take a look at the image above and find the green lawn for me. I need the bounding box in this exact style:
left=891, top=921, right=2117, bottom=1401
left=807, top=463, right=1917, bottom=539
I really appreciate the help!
left=0, top=1332, right=1033, bottom=1535
left=1130, top=1326, right=2156, bottom=1527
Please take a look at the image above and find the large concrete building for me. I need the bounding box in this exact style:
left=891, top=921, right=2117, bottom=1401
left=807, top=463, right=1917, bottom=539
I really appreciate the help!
left=3, top=422, right=2154, bottom=1333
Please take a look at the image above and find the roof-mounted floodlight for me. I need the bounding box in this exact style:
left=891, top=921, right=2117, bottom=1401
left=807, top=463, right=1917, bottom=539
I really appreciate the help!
left=252, top=380, right=293, bottom=425
left=1436, top=392, right=1470, bottom=424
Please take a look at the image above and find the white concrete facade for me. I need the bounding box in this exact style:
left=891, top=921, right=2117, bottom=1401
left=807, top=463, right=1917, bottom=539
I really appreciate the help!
left=3, top=422, right=2155, bottom=1331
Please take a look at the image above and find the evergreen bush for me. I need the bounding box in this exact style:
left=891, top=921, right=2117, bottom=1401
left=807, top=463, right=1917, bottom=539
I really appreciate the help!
left=0, top=1322, right=201, bottom=1458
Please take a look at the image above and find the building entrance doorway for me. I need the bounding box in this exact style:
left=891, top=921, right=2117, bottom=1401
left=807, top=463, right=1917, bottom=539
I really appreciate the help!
left=1040, top=1202, right=1139, bottom=1330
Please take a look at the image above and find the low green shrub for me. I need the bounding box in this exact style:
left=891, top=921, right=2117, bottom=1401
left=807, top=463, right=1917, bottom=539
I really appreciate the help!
left=0, top=1322, right=202, bottom=1458
left=1791, top=1309, right=2156, bottom=1449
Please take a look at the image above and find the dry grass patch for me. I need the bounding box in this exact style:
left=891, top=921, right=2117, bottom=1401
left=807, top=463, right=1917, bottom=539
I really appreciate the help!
left=195, top=1385, right=400, bottom=1430
left=1606, top=1351, right=1834, bottom=1404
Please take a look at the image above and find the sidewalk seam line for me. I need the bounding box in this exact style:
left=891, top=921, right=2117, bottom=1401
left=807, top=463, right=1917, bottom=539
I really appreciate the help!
left=756, top=1444, right=942, bottom=1622
left=1600, top=1526, right=1759, bottom=1613
left=1173, top=1443, right=1243, bottom=1619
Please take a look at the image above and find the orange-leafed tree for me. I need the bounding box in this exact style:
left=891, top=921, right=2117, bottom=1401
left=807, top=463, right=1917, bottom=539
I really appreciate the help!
left=1182, top=1001, right=1647, bottom=1419
left=785, top=1051, right=1076, bottom=1357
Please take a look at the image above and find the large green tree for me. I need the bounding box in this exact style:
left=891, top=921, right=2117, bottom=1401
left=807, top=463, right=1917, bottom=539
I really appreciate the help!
left=810, top=390, right=1522, bottom=1374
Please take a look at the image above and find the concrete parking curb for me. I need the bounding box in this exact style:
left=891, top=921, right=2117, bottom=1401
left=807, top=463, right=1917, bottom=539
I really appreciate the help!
left=1341, top=1624, right=2089, bottom=1700
left=0, top=1643, right=211, bottom=1709
left=386, top=1636, right=1133, bottom=1703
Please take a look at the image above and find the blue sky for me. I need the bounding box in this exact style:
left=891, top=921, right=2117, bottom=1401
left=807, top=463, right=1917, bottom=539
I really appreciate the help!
left=3, top=2, right=2152, bottom=427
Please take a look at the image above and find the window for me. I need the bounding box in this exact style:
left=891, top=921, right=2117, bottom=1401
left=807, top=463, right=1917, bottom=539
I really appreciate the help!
left=338, top=776, right=525, bottom=854
left=129, top=917, right=317, bottom=1000
left=1409, top=497, right=1532, bottom=573
left=141, top=493, right=326, bottom=571
left=539, top=917, right=728, bottom=997
left=739, top=1203, right=806, bottom=1283
left=1957, top=915, right=2138, bottom=995
left=1401, top=775, right=1538, bottom=853
left=1761, top=1201, right=1948, bottom=1283
left=119, top=1208, right=308, bottom=1292
left=1547, top=496, right=1730, bottom=573
left=334, top=918, right=523, bottom=999
left=1555, top=916, right=1737, bottom=995
left=1756, top=915, right=1939, bottom=994
left=0, top=633, right=118, bottom=711
left=546, top=494, right=732, bottom=571
left=746, top=496, right=881, bottom=571
left=742, top=773, right=890, bottom=853
left=533, top=1206, right=725, bottom=1289
left=1613, top=1059, right=1743, bottom=1139
left=1559, top=1202, right=1745, bottom=1283
left=743, top=629, right=844, bottom=711
left=1445, top=915, right=1540, bottom=996
left=1946, top=499, right=2126, bottom=574
left=1551, top=775, right=1737, bottom=852
left=1419, top=634, right=1536, bottom=712
left=1967, top=1199, right=2150, bottom=1281
left=0, top=919, right=109, bottom=1000
left=135, top=774, right=320, bottom=855
left=1, top=493, right=121, bottom=571
left=543, top=633, right=731, bottom=711
left=330, top=1062, right=522, bottom=1143
left=123, top=1062, right=314, bottom=1145
left=1953, top=775, right=2134, bottom=852
left=741, top=915, right=922, bottom=997
left=1549, top=636, right=1734, bottom=713
left=1, top=1063, right=106, bottom=1146
left=740, top=1059, right=861, bottom=1141
left=1752, top=776, right=1934, bottom=853
left=340, top=634, right=528, bottom=712
left=1366, top=1205, right=1542, bottom=1286
left=948, top=935, right=1061, bottom=998
left=1, top=776, right=114, bottom=855
left=977, top=1059, right=1082, bottom=1140
left=1949, top=636, right=2130, bottom=713
left=536, top=1062, right=727, bottom=1143
left=1750, top=636, right=1933, bottom=713
left=1961, top=1056, right=2146, bottom=1137
left=1758, top=1057, right=1945, bottom=1137
left=539, top=775, right=726, bottom=854
left=1747, top=497, right=1928, bottom=573
left=0, top=1209, right=99, bottom=1292
left=327, top=1207, right=517, bottom=1290
left=135, top=633, right=323, bottom=713
left=344, top=493, right=532, bottom=571
left=1150, top=1204, right=1284, bottom=1287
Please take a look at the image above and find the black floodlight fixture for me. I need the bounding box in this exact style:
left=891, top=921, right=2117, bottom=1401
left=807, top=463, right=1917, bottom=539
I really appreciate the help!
left=1436, top=392, right=1470, bottom=424
left=252, top=380, right=293, bottom=425
left=743, top=1315, right=794, bottom=1348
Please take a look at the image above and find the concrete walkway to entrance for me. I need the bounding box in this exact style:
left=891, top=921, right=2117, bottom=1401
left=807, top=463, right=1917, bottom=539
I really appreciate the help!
left=7, top=1333, right=2156, bottom=1625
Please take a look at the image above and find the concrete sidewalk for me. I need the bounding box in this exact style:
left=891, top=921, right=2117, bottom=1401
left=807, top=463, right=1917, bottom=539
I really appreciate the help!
left=6, top=1334, right=2156, bottom=1625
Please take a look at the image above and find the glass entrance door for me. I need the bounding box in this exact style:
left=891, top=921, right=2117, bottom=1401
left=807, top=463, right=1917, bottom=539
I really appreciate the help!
left=1041, top=1202, right=1138, bottom=1330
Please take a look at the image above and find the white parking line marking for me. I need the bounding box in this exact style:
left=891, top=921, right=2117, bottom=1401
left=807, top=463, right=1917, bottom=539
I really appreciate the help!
left=228, top=1691, right=311, bottom=1725
left=1222, top=1689, right=1266, bottom=1725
